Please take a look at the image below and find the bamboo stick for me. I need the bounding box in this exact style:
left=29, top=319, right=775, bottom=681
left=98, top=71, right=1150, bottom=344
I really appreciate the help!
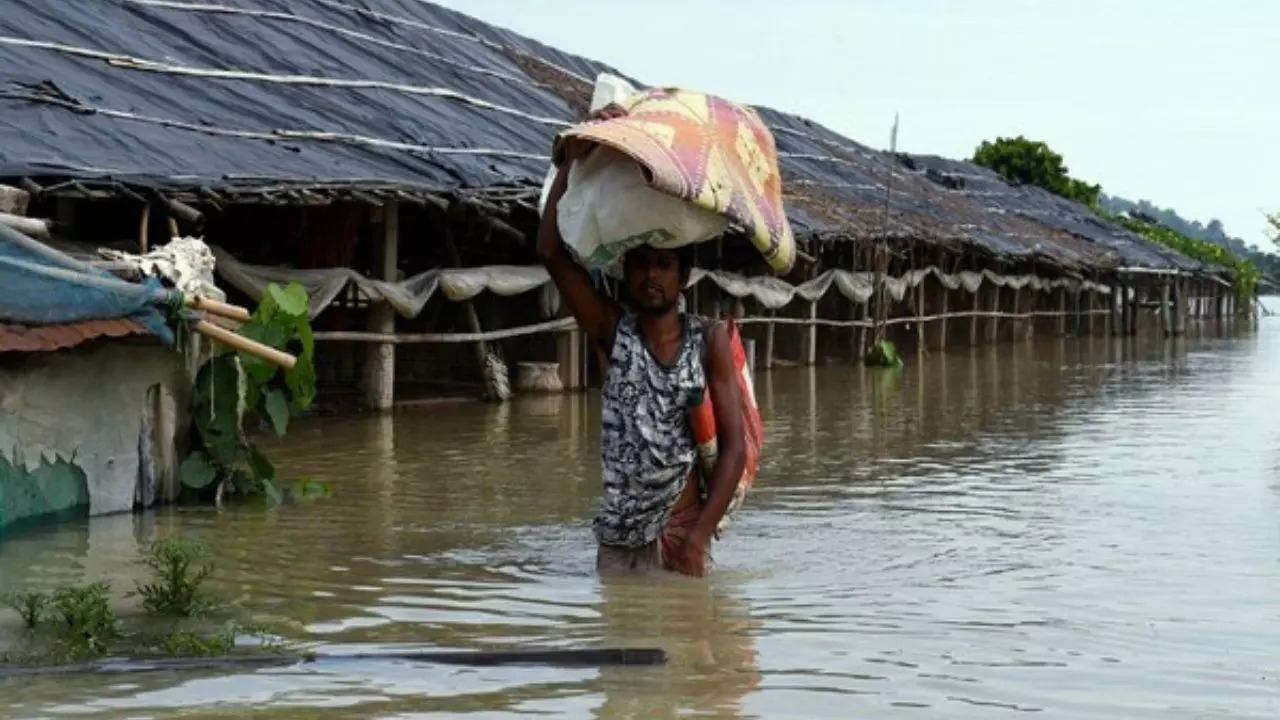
left=186, top=295, right=252, bottom=323
left=194, top=320, right=297, bottom=369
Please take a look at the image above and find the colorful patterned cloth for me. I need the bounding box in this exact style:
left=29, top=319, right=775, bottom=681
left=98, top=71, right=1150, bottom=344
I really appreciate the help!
left=554, top=87, right=796, bottom=276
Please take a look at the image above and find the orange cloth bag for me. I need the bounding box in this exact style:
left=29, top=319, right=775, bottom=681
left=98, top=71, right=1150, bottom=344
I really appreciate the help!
left=687, top=318, right=764, bottom=534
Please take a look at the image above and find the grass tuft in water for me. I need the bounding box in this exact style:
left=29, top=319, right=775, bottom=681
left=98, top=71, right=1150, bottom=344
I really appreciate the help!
left=135, top=539, right=215, bottom=618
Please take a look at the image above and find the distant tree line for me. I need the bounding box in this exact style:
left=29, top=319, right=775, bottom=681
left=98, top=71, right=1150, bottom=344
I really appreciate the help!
left=970, top=135, right=1276, bottom=297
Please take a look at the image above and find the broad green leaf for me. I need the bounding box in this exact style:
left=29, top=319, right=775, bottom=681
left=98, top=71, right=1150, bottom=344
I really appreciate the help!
left=179, top=452, right=218, bottom=489
left=264, top=389, right=289, bottom=438
left=267, top=282, right=308, bottom=319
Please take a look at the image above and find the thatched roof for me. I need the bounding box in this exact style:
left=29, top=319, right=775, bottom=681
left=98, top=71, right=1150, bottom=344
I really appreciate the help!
left=0, top=0, right=1204, bottom=275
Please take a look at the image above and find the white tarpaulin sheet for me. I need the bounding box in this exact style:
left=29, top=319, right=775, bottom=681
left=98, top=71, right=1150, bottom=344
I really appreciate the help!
left=210, top=248, right=1111, bottom=320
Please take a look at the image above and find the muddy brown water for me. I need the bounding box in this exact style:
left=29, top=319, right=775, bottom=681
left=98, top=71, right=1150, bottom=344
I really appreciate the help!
left=2, top=321, right=1278, bottom=719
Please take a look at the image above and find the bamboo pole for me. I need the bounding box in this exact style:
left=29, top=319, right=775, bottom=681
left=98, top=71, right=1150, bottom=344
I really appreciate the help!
left=194, top=320, right=296, bottom=369
left=187, top=295, right=251, bottom=323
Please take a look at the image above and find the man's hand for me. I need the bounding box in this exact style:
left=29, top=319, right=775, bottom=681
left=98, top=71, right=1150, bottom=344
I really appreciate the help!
left=588, top=103, right=627, bottom=122
left=667, top=526, right=712, bottom=577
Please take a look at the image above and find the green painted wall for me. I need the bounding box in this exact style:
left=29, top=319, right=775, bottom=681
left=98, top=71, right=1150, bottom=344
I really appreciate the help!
left=0, top=453, right=90, bottom=534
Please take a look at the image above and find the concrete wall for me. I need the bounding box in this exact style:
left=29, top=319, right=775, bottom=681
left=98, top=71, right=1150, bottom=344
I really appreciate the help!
left=0, top=340, right=191, bottom=530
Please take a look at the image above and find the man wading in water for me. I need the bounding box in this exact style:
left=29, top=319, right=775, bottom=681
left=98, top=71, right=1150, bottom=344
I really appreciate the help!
left=538, top=164, right=747, bottom=577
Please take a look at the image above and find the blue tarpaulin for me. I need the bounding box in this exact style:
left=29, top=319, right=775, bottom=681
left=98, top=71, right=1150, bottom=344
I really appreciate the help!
left=0, top=223, right=176, bottom=344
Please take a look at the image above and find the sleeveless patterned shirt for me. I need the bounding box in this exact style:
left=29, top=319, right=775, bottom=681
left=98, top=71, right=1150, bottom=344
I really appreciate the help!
left=594, top=312, right=709, bottom=548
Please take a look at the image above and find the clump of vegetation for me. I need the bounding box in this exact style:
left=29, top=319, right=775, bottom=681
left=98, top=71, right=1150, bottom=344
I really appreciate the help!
left=179, top=281, right=332, bottom=506
left=972, top=135, right=1102, bottom=208
left=135, top=538, right=215, bottom=618
left=3, top=591, right=49, bottom=629
left=1108, top=212, right=1260, bottom=307
left=49, top=583, right=118, bottom=656
left=863, top=339, right=904, bottom=369
left=0, top=538, right=290, bottom=669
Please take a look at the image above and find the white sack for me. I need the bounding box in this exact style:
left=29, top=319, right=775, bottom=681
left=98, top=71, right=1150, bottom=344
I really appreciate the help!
left=554, top=146, right=729, bottom=275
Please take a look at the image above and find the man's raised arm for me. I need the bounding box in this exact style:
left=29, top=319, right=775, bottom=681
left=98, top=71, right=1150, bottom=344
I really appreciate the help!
left=536, top=164, right=621, bottom=353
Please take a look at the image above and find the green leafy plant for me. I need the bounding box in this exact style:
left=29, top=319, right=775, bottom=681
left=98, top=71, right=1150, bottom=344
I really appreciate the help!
left=181, top=281, right=326, bottom=505
left=3, top=590, right=49, bottom=629
left=135, top=539, right=215, bottom=618
left=49, top=583, right=117, bottom=657
left=863, top=339, right=904, bottom=369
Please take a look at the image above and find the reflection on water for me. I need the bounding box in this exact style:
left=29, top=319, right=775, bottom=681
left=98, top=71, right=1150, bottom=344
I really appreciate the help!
left=2, top=320, right=1279, bottom=718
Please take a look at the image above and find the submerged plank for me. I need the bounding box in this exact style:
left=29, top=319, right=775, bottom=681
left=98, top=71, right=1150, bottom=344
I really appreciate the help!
left=0, top=647, right=668, bottom=678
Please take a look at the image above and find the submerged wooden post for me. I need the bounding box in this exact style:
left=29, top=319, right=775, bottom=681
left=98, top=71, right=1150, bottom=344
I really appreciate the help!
left=1131, top=284, right=1142, bottom=335
left=805, top=301, right=818, bottom=365
left=557, top=324, right=582, bottom=391
left=1159, top=281, right=1172, bottom=336
left=1121, top=281, right=1131, bottom=335
left=857, top=299, right=870, bottom=358
left=934, top=285, right=949, bottom=349
left=364, top=201, right=399, bottom=411
left=1175, top=277, right=1189, bottom=335
left=1110, top=284, right=1121, bottom=336
left=1085, top=289, right=1095, bottom=335
left=442, top=215, right=501, bottom=399
left=915, top=275, right=925, bottom=352
left=969, top=284, right=980, bottom=345
left=1056, top=287, right=1067, bottom=336
left=765, top=311, right=776, bottom=370
left=986, top=285, right=999, bottom=343
left=1012, top=286, right=1022, bottom=341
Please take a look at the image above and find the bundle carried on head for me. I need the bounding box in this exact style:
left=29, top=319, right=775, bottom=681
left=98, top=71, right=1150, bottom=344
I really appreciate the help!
left=541, top=74, right=795, bottom=278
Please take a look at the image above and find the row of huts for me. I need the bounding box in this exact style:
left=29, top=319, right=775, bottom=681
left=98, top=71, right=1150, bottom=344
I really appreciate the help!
left=0, top=0, right=1244, bottom=437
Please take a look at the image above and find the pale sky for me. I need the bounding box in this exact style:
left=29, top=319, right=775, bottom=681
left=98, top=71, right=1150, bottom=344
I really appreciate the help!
left=433, top=0, right=1277, bottom=250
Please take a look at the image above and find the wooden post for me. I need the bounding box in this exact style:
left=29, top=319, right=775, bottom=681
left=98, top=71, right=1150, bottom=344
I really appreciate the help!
left=857, top=299, right=870, bottom=359
left=1215, top=284, right=1225, bottom=321
left=805, top=301, right=818, bottom=365
left=765, top=311, right=776, bottom=370
left=1012, top=286, right=1022, bottom=341
left=934, top=286, right=949, bottom=349
left=986, top=285, right=999, bottom=343
left=969, top=284, right=980, bottom=346
left=1085, top=289, right=1094, bottom=336
left=1160, top=281, right=1172, bottom=336
left=1056, top=287, right=1067, bottom=336
left=1136, top=281, right=1146, bottom=335
left=915, top=274, right=925, bottom=352
left=1110, top=285, right=1120, bottom=336
left=442, top=216, right=501, bottom=399
left=1175, top=277, right=1189, bottom=335
left=364, top=201, right=398, bottom=411
left=557, top=326, right=582, bottom=391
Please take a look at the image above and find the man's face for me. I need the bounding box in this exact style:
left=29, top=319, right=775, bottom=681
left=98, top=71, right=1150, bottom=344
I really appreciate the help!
left=623, top=245, right=683, bottom=314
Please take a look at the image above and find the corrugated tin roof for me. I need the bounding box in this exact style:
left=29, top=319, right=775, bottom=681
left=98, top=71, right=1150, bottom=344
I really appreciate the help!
left=0, top=319, right=149, bottom=353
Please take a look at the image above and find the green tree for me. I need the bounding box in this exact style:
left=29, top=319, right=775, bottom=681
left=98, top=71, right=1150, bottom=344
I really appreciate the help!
left=1267, top=212, right=1279, bottom=250
left=972, top=135, right=1101, bottom=207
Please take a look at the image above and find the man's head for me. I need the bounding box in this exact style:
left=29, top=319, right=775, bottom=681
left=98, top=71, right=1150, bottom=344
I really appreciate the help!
left=622, top=244, right=694, bottom=315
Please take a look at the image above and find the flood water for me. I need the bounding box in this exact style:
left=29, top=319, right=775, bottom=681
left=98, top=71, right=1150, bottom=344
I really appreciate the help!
left=2, top=318, right=1279, bottom=719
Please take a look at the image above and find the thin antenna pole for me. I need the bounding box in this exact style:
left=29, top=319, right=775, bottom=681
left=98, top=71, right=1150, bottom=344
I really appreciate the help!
left=873, top=112, right=899, bottom=344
